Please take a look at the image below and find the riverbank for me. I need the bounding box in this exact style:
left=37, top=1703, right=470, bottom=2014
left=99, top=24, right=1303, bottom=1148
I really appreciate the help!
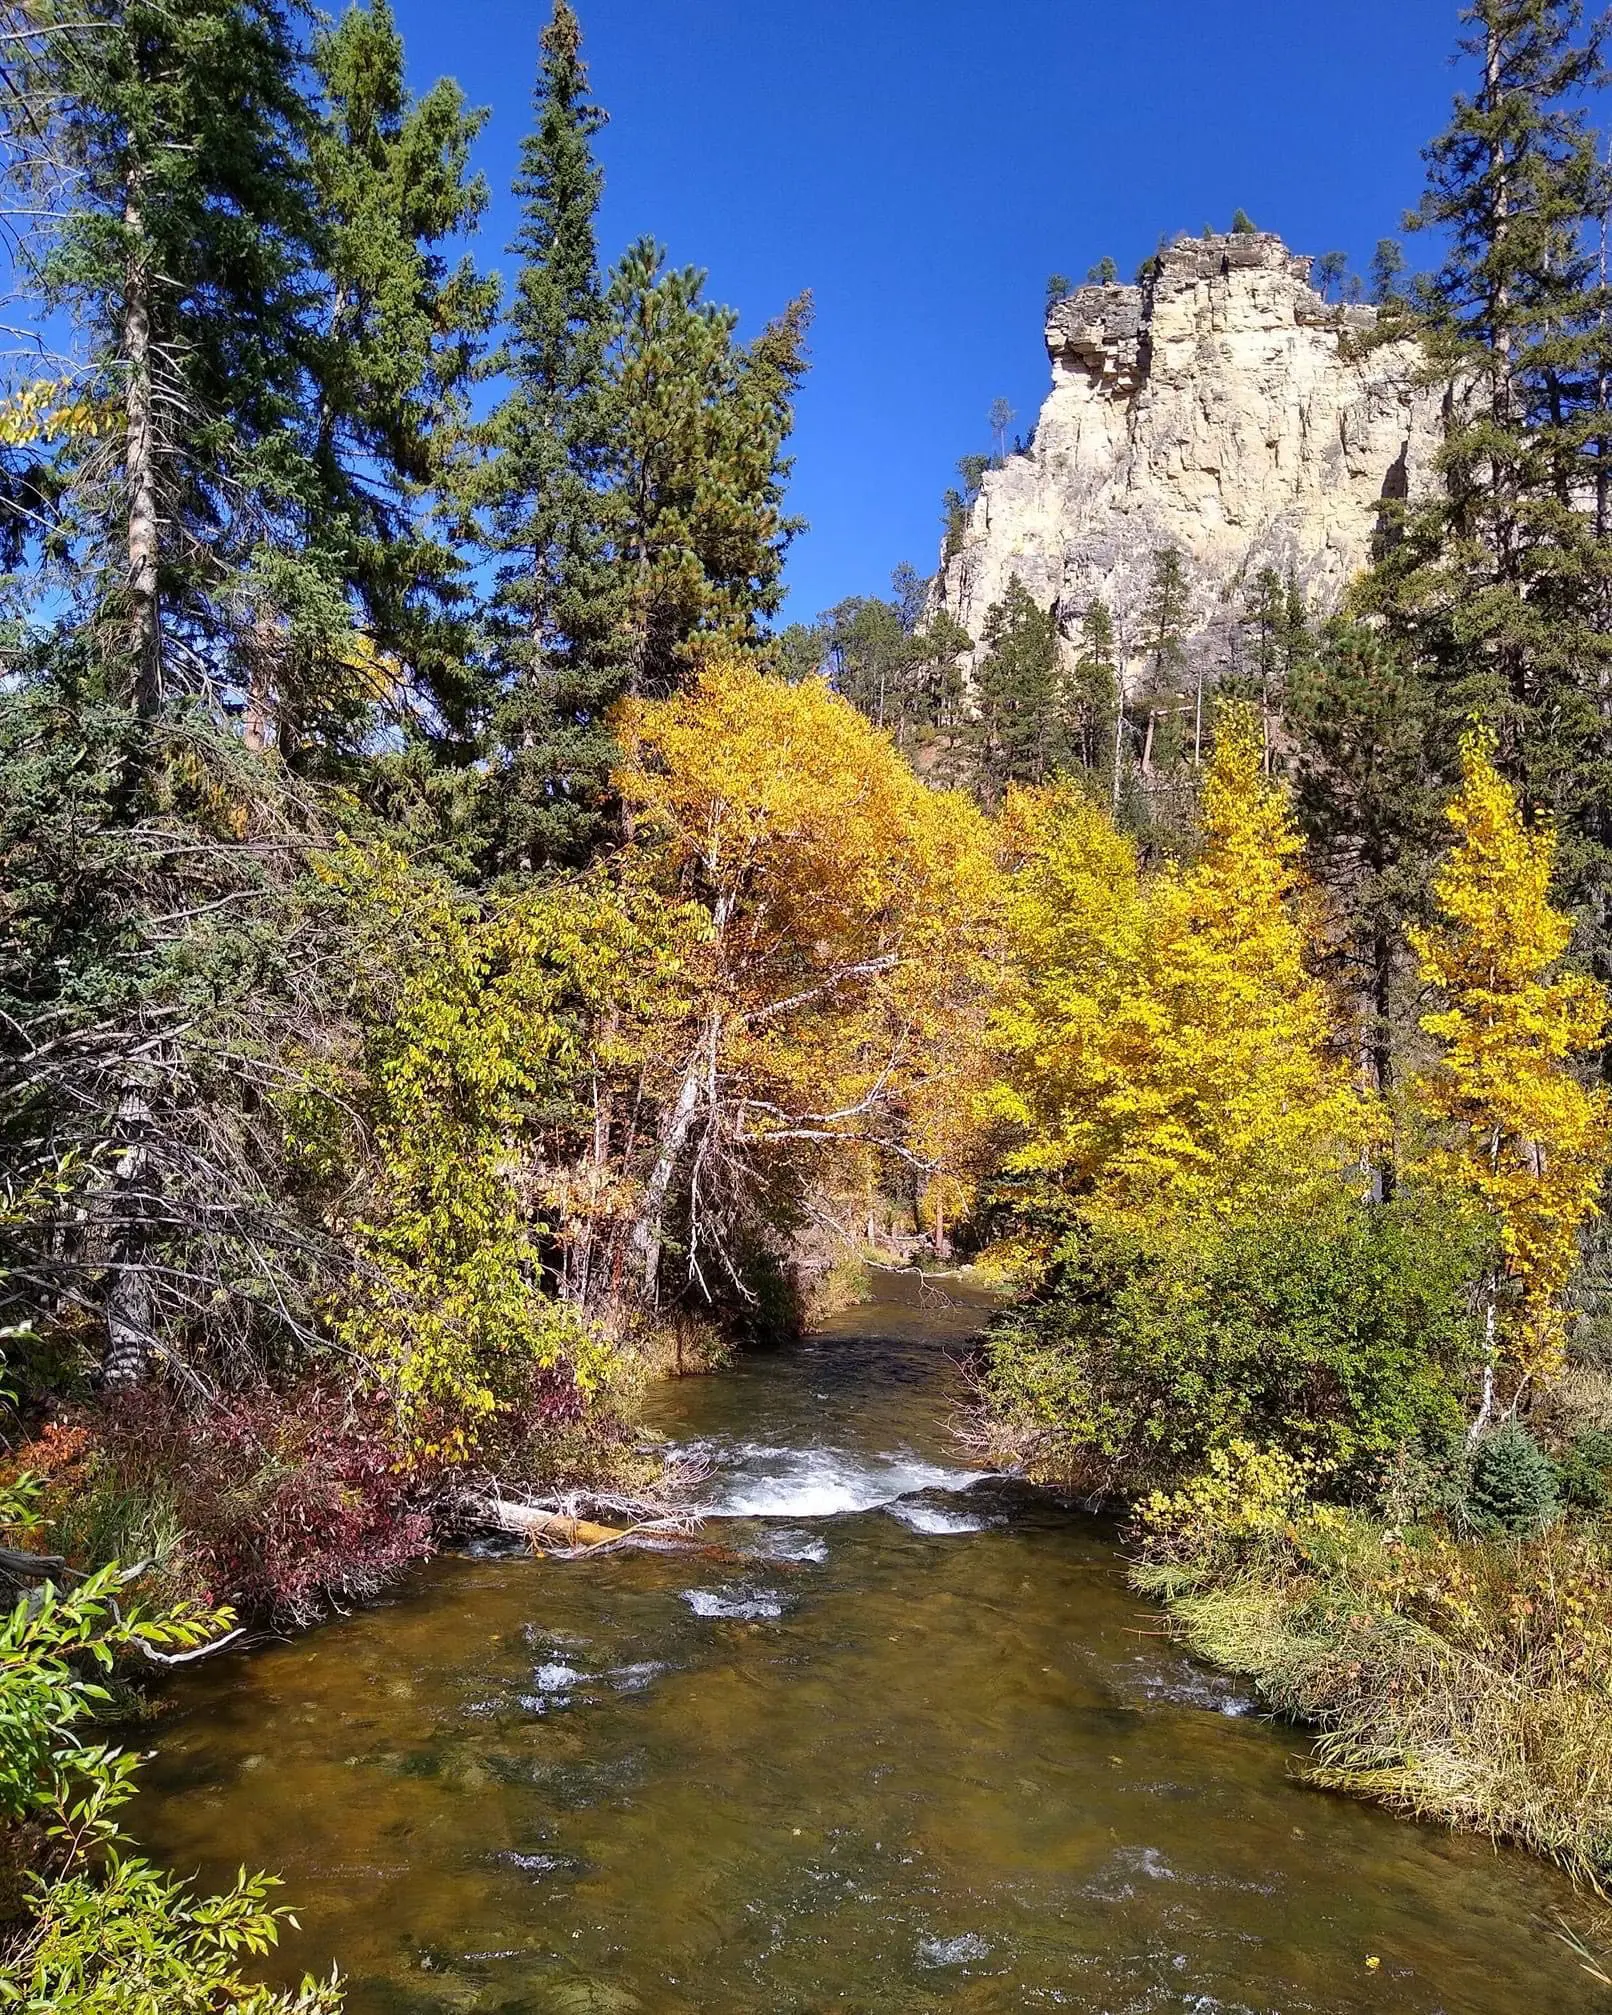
left=1131, top=1448, right=1612, bottom=1890
left=7, top=1300, right=735, bottom=1631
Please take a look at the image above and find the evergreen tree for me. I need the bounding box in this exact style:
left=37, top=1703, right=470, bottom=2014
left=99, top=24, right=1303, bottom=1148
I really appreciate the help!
left=813, top=573, right=971, bottom=752
left=607, top=239, right=810, bottom=699
left=6, top=1, right=331, bottom=722
left=1285, top=620, right=1446, bottom=1112
left=1086, top=255, right=1119, bottom=285
left=1239, top=565, right=1308, bottom=750
left=820, top=593, right=912, bottom=728
left=1357, top=0, right=1612, bottom=959
left=989, top=395, right=1015, bottom=465
left=1136, top=545, right=1191, bottom=774
left=2, top=0, right=487, bottom=763
left=941, top=453, right=988, bottom=564
left=1066, top=599, right=1119, bottom=773
left=474, top=0, right=620, bottom=869
left=962, top=577, right=1061, bottom=805
left=1045, top=272, right=1072, bottom=310
left=301, top=0, right=497, bottom=756
left=1316, top=249, right=1350, bottom=300
left=1368, top=234, right=1407, bottom=304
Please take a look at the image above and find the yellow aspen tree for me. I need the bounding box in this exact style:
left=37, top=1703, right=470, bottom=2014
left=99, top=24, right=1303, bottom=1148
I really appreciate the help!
left=613, top=651, right=999, bottom=1298
left=991, top=710, right=1359, bottom=1236
left=1411, top=729, right=1612, bottom=1403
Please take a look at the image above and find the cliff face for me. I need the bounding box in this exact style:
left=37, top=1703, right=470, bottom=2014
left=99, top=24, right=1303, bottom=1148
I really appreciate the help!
left=933, top=231, right=1446, bottom=682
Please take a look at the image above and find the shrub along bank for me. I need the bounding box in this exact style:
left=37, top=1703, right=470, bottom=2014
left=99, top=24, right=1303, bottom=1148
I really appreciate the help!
left=975, top=721, right=1612, bottom=1884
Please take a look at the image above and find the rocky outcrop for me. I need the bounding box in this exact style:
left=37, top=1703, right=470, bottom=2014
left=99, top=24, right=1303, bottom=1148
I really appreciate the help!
left=933, top=231, right=1446, bottom=685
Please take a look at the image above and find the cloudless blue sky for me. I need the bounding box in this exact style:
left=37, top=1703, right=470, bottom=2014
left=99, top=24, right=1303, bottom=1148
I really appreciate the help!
left=391, top=0, right=1468, bottom=622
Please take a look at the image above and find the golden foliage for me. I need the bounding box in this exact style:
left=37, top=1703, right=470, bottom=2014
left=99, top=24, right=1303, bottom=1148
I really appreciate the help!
left=989, top=711, right=1359, bottom=1241
left=1410, top=729, right=1612, bottom=1381
left=0, top=377, right=110, bottom=446
left=614, top=654, right=1000, bottom=1272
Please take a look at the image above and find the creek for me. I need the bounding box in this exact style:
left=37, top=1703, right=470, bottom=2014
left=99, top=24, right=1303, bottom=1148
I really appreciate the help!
left=134, top=1272, right=1597, bottom=2014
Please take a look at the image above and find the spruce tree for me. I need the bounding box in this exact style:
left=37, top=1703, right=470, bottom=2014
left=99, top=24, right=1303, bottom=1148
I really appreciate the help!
left=1357, top=0, right=1612, bottom=954
left=305, top=0, right=497, bottom=756
left=607, top=238, right=809, bottom=698
left=6, top=0, right=328, bottom=720
left=475, top=0, right=620, bottom=869
left=3, top=0, right=486, bottom=763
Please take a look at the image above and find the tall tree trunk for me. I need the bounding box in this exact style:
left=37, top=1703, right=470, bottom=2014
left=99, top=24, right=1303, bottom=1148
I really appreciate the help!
left=1369, top=909, right=1396, bottom=1202
left=102, top=1078, right=154, bottom=1387
left=629, top=1009, right=720, bottom=1303
left=124, top=162, right=161, bottom=715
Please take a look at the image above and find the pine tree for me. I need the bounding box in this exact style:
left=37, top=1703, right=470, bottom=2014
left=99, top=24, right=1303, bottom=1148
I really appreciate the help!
left=301, top=0, right=497, bottom=756
left=1316, top=249, right=1350, bottom=300
left=1368, top=235, right=1407, bottom=304
left=989, top=396, right=1015, bottom=466
left=1285, top=619, right=1446, bottom=1112
left=1136, top=545, right=1191, bottom=775
left=607, top=239, right=810, bottom=698
left=475, top=0, right=620, bottom=869
left=1066, top=599, right=1119, bottom=774
left=1357, top=0, right=1612, bottom=958
left=962, top=577, right=1060, bottom=805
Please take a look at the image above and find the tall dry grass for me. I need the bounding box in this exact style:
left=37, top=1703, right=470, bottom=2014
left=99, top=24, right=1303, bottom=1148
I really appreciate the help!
left=1135, top=1511, right=1612, bottom=1885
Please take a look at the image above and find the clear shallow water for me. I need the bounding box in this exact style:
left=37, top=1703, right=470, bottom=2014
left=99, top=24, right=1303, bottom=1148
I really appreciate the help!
left=134, top=1274, right=1601, bottom=2014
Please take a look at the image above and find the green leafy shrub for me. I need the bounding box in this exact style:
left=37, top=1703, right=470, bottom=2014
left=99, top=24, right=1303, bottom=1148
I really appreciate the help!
left=1465, top=1423, right=1561, bottom=1534
left=0, top=1475, right=340, bottom=2011
left=983, top=1183, right=1489, bottom=1497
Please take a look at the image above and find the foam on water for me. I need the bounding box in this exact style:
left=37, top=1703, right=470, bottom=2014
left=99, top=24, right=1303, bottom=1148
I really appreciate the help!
left=690, top=1440, right=990, bottom=1520
left=754, top=1527, right=830, bottom=1563
left=680, top=1586, right=786, bottom=1621
left=918, top=1932, right=992, bottom=1967
left=886, top=1499, right=990, bottom=1534
left=606, top=1660, right=667, bottom=1692
left=533, top=1662, right=586, bottom=1692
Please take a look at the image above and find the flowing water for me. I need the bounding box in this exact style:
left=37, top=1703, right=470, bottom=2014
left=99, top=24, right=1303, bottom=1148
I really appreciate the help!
left=135, top=1274, right=1600, bottom=2014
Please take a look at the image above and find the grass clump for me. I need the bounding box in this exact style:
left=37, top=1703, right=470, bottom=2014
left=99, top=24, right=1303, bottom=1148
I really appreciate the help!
left=1134, top=1442, right=1612, bottom=1885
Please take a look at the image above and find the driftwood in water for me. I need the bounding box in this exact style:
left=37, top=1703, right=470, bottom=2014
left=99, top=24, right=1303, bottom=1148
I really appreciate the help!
left=459, top=1491, right=702, bottom=1556
left=487, top=1502, right=631, bottom=1550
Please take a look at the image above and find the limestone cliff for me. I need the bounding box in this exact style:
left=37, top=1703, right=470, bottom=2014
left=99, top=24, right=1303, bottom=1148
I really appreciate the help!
left=933, top=231, right=1446, bottom=685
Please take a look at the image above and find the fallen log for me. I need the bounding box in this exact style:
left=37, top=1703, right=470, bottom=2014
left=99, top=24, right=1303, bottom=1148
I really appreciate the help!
left=459, top=1494, right=679, bottom=1554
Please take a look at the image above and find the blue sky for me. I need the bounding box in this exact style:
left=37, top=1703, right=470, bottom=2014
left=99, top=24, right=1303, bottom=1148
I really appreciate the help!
left=392, top=0, right=1467, bottom=623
